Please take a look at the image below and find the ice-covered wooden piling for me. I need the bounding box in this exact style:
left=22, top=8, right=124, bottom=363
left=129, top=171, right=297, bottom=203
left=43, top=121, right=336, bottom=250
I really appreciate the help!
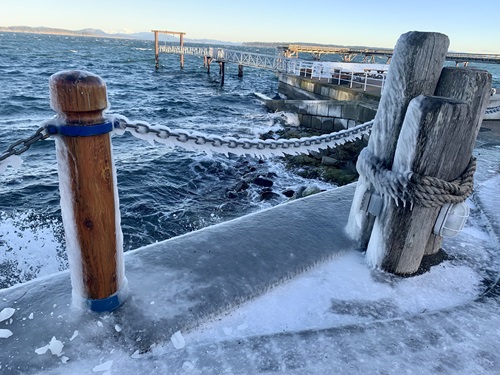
left=347, top=31, right=492, bottom=275
left=50, top=70, right=126, bottom=311
left=347, top=32, right=450, bottom=247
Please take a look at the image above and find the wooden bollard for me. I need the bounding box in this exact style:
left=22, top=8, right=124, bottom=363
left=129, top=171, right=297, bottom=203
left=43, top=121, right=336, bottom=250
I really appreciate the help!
left=424, top=67, right=492, bottom=255
left=238, top=64, right=243, bottom=78
left=49, top=70, right=126, bottom=311
left=346, top=32, right=449, bottom=247
left=366, top=96, right=470, bottom=274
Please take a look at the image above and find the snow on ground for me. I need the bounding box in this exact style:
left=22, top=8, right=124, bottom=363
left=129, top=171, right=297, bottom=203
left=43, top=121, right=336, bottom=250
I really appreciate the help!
left=183, top=249, right=482, bottom=345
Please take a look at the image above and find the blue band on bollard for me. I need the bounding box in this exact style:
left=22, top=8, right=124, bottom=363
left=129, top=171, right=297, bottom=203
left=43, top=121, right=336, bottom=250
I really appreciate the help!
left=46, top=121, right=113, bottom=137
left=87, top=294, right=121, bottom=313
left=85, top=279, right=128, bottom=313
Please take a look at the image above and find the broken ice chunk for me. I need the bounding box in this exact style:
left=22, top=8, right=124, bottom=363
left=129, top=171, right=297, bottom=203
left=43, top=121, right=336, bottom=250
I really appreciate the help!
left=93, top=360, right=113, bottom=372
left=0, top=308, right=15, bottom=322
left=0, top=329, right=13, bottom=338
left=35, top=337, right=64, bottom=356
left=35, top=345, right=50, bottom=355
left=114, top=324, right=122, bottom=332
left=48, top=336, right=64, bottom=356
left=170, top=330, right=185, bottom=349
left=182, top=361, right=195, bottom=372
left=69, top=330, right=79, bottom=341
left=61, top=356, right=69, bottom=364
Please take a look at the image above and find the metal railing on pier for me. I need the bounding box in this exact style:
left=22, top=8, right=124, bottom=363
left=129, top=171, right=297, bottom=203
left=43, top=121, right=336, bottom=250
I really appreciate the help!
left=282, top=60, right=387, bottom=93
left=159, top=46, right=388, bottom=92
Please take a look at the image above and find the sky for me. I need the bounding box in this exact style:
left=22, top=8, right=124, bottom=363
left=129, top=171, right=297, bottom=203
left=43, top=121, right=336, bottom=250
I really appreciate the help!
left=1, top=0, right=499, bottom=53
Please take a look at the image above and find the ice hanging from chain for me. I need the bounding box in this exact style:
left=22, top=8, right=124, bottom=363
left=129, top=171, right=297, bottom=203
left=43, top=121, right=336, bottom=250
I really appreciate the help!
left=107, top=113, right=373, bottom=158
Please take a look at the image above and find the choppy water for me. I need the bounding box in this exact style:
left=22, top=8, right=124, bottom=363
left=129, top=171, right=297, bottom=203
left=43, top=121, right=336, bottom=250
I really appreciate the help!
left=1, top=32, right=499, bottom=289
left=0, top=33, right=335, bottom=289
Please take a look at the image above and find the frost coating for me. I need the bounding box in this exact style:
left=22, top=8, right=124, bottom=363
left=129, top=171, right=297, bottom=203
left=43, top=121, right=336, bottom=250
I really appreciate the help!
left=35, top=336, right=64, bottom=356
left=0, top=329, right=13, bottom=338
left=170, top=330, right=185, bottom=349
left=111, top=145, right=126, bottom=292
left=0, top=155, right=22, bottom=175
left=0, top=307, right=15, bottom=322
left=365, top=218, right=386, bottom=268
left=108, top=113, right=371, bottom=159
left=55, top=138, right=85, bottom=303
left=54, top=123, right=126, bottom=308
left=49, top=70, right=110, bottom=118
left=93, top=360, right=113, bottom=372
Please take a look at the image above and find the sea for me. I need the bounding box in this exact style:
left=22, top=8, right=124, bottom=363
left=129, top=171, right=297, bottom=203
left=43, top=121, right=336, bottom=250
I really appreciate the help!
left=0, top=32, right=331, bottom=289
left=1, top=32, right=499, bottom=290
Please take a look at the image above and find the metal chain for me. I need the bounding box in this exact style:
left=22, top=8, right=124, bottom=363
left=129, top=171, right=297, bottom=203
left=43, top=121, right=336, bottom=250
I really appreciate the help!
left=1, top=115, right=372, bottom=173
left=485, top=105, right=500, bottom=114
left=0, top=126, right=50, bottom=162
left=111, top=115, right=373, bottom=156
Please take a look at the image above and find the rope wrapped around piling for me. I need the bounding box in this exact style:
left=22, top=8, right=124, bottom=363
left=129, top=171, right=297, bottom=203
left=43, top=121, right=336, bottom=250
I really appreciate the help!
left=356, top=148, right=476, bottom=208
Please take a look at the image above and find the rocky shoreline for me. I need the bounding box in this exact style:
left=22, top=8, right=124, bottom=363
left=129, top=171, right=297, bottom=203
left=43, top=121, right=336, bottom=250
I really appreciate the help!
left=222, top=125, right=367, bottom=203
left=262, top=125, right=367, bottom=184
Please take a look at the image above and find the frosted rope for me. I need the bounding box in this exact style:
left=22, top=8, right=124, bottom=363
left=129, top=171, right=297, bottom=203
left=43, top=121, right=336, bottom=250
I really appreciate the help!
left=357, top=149, right=475, bottom=208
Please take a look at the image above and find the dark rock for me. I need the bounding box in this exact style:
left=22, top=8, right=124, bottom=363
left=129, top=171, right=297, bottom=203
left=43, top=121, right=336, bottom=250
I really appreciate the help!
left=291, top=186, right=307, bottom=200
left=226, top=191, right=238, bottom=199
left=321, top=156, right=343, bottom=167
left=282, top=189, right=295, bottom=198
left=234, top=180, right=249, bottom=192
left=302, top=185, right=322, bottom=197
left=260, top=132, right=275, bottom=141
left=291, top=155, right=318, bottom=164
left=260, top=190, right=280, bottom=201
left=253, top=177, right=273, bottom=187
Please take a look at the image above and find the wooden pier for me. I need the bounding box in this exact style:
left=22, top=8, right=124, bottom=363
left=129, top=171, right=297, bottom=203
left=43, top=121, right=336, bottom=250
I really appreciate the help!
left=152, top=29, right=186, bottom=69
left=277, top=44, right=500, bottom=65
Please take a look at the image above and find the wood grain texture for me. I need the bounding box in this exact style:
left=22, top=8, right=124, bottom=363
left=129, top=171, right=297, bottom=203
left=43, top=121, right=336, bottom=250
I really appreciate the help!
left=424, top=67, right=492, bottom=254
left=374, top=96, right=469, bottom=274
left=347, top=31, right=450, bottom=247
left=52, top=71, right=118, bottom=299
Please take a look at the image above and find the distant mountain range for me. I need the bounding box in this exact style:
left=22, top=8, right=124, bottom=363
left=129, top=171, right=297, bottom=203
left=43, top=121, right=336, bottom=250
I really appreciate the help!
left=0, top=26, right=241, bottom=46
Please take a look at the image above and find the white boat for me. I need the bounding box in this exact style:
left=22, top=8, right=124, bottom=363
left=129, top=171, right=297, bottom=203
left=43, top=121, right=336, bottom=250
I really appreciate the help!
left=484, top=88, right=500, bottom=120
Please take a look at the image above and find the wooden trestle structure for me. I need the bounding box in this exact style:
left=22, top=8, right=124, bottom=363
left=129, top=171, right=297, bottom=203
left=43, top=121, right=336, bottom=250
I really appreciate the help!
left=152, top=29, right=186, bottom=69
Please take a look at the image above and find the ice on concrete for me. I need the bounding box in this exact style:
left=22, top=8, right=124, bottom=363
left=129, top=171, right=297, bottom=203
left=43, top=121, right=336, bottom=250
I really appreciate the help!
left=0, top=138, right=498, bottom=374
left=92, top=360, right=113, bottom=372
left=170, top=330, right=185, bottom=349
left=0, top=307, right=15, bottom=322
left=0, top=329, right=13, bottom=338
left=182, top=361, right=195, bottom=372
left=69, top=330, right=79, bottom=341
left=35, top=337, right=64, bottom=356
